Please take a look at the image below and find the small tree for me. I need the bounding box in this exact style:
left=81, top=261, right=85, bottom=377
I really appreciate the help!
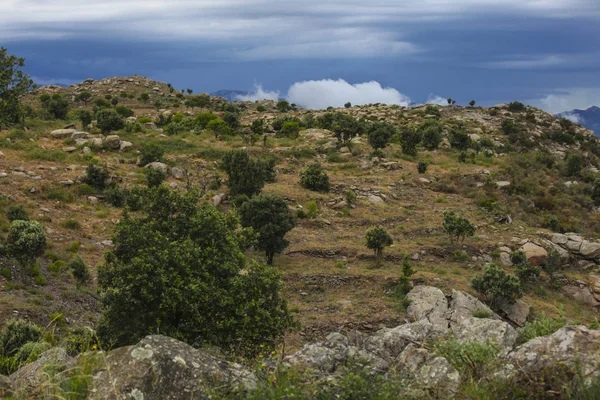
left=69, top=255, right=90, bottom=287
left=221, top=150, right=266, bottom=197
left=239, top=194, right=296, bottom=265
left=44, top=94, right=70, bottom=119
left=187, top=88, right=193, bottom=94
left=344, top=102, right=352, bottom=108
left=6, top=205, right=29, bottom=222
left=447, top=98, right=453, bottom=105
left=277, top=100, right=291, bottom=112
left=7, top=220, right=47, bottom=267
left=140, top=143, right=165, bottom=166
left=75, top=91, right=92, bottom=105
left=420, top=121, right=443, bottom=150
left=368, top=122, right=396, bottom=151
left=443, top=211, right=475, bottom=245
left=153, top=100, right=162, bottom=111
left=417, top=161, right=428, bottom=174
left=449, top=127, right=471, bottom=150
left=332, top=113, right=363, bottom=146
left=145, top=168, right=167, bottom=188
left=138, top=93, right=150, bottom=103
left=78, top=110, right=92, bottom=129
left=185, top=94, right=210, bottom=110
left=469, top=100, right=476, bottom=107
left=207, top=119, right=229, bottom=139
left=471, top=264, right=523, bottom=307
left=280, top=121, right=300, bottom=138
left=365, top=226, right=393, bottom=263
left=345, top=189, right=357, bottom=208
left=251, top=119, right=264, bottom=135
left=96, top=109, right=125, bottom=134
left=115, top=106, right=134, bottom=118
left=195, top=112, right=218, bottom=130
left=84, top=163, right=109, bottom=190
left=0, top=48, right=35, bottom=128
left=111, top=97, right=119, bottom=106
left=511, top=251, right=541, bottom=283
left=507, top=101, right=525, bottom=112
left=400, top=127, right=421, bottom=156
left=223, top=112, right=240, bottom=129
left=300, top=163, right=330, bottom=192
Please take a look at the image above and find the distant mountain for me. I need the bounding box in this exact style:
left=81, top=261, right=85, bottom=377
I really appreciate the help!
left=209, top=90, right=249, bottom=102
left=556, top=106, right=600, bottom=135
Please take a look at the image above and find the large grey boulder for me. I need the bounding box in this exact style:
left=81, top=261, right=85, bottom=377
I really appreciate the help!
left=362, top=320, right=433, bottom=362
left=145, top=162, right=168, bottom=174
left=284, top=333, right=349, bottom=373
left=89, top=335, right=256, bottom=400
left=579, top=241, right=600, bottom=258
left=519, top=242, right=547, bottom=266
left=104, top=135, right=121, bottom=150
left=498, top=299, right=530, bottom=326
left=51, top=128, right=76, bottom=139
left=503, top=326, right=600, bottom=385
left=9, top=348, right=71, bottom=398
left=452, top=317, right=517, bottom=355
left=406, top=286, right=449, bottom=333
left=446, top=289, right=496, bottom=324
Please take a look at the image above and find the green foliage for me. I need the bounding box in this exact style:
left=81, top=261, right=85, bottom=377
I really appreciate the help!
left=97, top=186, right=294, bottom=356
left=417, top=161, right=428, bottom=174
left=511, top=251, right=541, bottom=283
left=256, top=104, right=266, bottom=112
left=565, top=153, right=584, bottom=177
left=195, top=112, right=218, bottom=130
left=250, top=119, right=264, bottom=135
left=239, top=194, right=296, bottom=265
left=139, top=142, right=165, bottom=166
left=221, top=150, right=267, bottom=197
left=517, top=313, right=566, bottom=343
left=223, top=112, right=240, bottom=129
left=365, top=226, right=393, bottom=260
left=280, top=121, right=300, bottom=138
left=83, top=163, right=109, bottom=190
left=399, top=127, right=421, bottom=156
left=367, top=121, right=395, bottom=151
left=7, top=220, right=47, bottom=267
left=69, top=255, right=90, bottom=286
left=48, top=260, right=68, bottom=274
left=300, top=163, right=330, bottom=192
left=145, top=167, right=167, bottom=188
left=78, top=109, right=92, bottom=128
left=0, top=48, right=36, bottom=128
left=420, top=120, right=443, bottom=150
left=63, top=326, right=98, bottom=356
left=472, top=309, right=493, bottom=318
left=207, top=118, right=229, bottom=138
left=442, top=210, right=475, bottom=244
left=138, top=93, right=150, bottom=103
left=185, top=94, right=210, bottom=109
left=41, top=94, right=70, bottom=119
left=471, top=264, right=523, bottom=307
left=114, top=106, right=134, bottom=118
left=332, top=113, right=363, bottom=146
left=507, top=101, right=526, bottom=112
left=6, top=205, right=29, bottom=222
left=0, top=319, right=42, bottom=357
left=434, top=339, right=499, bottom=379
left=449, top=126, right=471, bottom=150
left=469, top=100, right=476, bottom=107
left=61, top=218, right=82, bottom=230
left=344, top=102, right=351, bottom=108
left=75, top=91, right=92, bottom=105
left=304, top=200, right=319, bottom=218
left=344, top=189, right=357, bottom=207
left=276, top=100, right=291, bottom=112
left=95, top=108, right=125, bottom=134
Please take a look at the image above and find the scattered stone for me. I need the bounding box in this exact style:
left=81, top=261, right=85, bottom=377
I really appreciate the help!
left=145, top=162, right=168, bottom=174
left=50, top=129, right=75, bottom=139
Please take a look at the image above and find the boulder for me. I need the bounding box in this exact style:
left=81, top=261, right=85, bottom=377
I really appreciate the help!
left=8, top=348, right=70, bottom=398
left=561, top=286, right=600, bottom=307
left=550, top=233, right=568, bottom=245
left=119, top=141, right=133, bottom=152
left=89, top=335, right=256, bottom=400
left=452, top=317, right=517, bottom=355
left=395, top=344, right=460, bottom=395
left=447, top=289, right=495, bottom=324
left=145, top=162, right=168, bottom=174
left=284, top=333, right=349, bottom=373
left=71, top=131, right=90, bottom=139
left=498, top=299, right=530, bottom=327
left=495, top=181, right=511, bottom=188
left=362, top=320, right=433, bottom=361
left=367, top=195, right=384, bottom=204
left=499, top=252, right=513, bottom=267
left=519, top=242, right=547, bottom=266
left=171, top=167, right=184, bottom=180
left=104, top=135, right=121, bottom=150
left=50, top=129, right=75, bottom=139
left=579, top=241, right=600, bottom=258
left=406, top=286, right=449, bottom=333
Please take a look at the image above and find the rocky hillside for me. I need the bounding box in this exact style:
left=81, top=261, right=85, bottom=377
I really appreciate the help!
left=1, top=76, right=600, bottom=398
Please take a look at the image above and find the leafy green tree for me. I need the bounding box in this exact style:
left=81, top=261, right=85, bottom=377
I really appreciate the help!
left=280, top=121, right=300, bottom=138
left=43, top=94, right=70, bottom=119
left=300, top=163, right=330, bottom=192
left=449, top=126, right=471, bottom=150
left=344, top=102, right=352, bottom=108
left=96, top=109, right=124, bottom=134
left=187, top=88, right=193, bottom=94
left=251, top=119, right=264, bottom=135
left=365, top=226, right=393, bottom=262
left=223, top=112, right=240, bottom=129
left=469, top=100, right=476, bottom=107
left=195, top=112, right=218, bottom=130
left=185, top=94, right=210, bottom=110
left=93, top=98, right=111, bottom=113
left=368, top=122, right=396, bottom=151
left=69, top=255, right=90, bottom=287
left=257, top=104, right=266, bottom=112
left=222, top=150, right=267, bottom=197
left=78, top=110, right=92, bottom=129
left=139, top=143, right=165, bottom=166
left=417, top=161, right=428, bottom=174
left=239, top=194, right=296, bottom=265
left=7, top=220, right=47, bottom=267
left=83, top=163, right=109, bottom=190
left=565, top=153, right=584, bottom=177
left=277, top=100, right=291, bottom=112
left=0, top=48, right=35, bottom=128
left=114, top=106, right=134, bottom=118
left=111, top=97, right=119, bottom=106
left=420, top=121, right=443, bottom=150
left=97, top=186, right=293, bottom=355
left=6, top=205, right=29, bottom=222
left=511, top=251, right=541, bottom=283
left=443, top=211, right=476, bottom=245
left=145, top=167, right=167, bottom=188
left=400, top=127, right=421, bottom=156
left=75, top=91, right=92, bottom=105
left=332, top=113, right=363, bottom=146
left=507, top=101, right=525, bottom=112
left=138, top=93, right=150, bottom=103
left=207, top=118, right=229, bottom=139
left=471, top=264, right=523, bottom=307
left=153, top=100, right=162, bottom=111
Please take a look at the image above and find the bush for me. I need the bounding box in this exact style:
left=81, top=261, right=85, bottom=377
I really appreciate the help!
left=420, top=121, right=443, bottom=150
left=517, top=313, right=566, bottom=343
left=96, top=108, right=125, bottom=134
left=14, top=341, right=51, bottom=365
left=508, top=101, right=525, bottom=112
left=223, top=112, right=240, bottom=129
left=250, top=119, right=264, bottom=135
left=63, top=326, right=98, bottom=356
left=442, top=211, right=475, bottom=244
left=7, top=220, right=47, bottom=267
left=368, top=122, right=395, bottom=151
left=434, top=339, right=499, bottom=379
left=221, top=151, right=267, bottom=197
left=239, top=194, right=296, bottom=265
left=115, top=106, right=134, bottom=118
left=305, top=200, right=319, bottom=218
left=365, top=226, right=393, bottom=262
left=6, top=205, right=29, bottom=222
left=277, top=100, right=291, bottom=112
left=0, top=319, right=42, bottom=357
left=69, top=255, right=90, bottom=286
left=207, top=118, right=229, bottom=138
left=83, top=163, right=109, bottom=190
left=145, top=167, right=167, bottom=188
left=300, top=163, right=330, bottom=192
left=97, top=186, right=294, bottom=356
left=78, top=110, right=92, bottom=128
left=139, top=143, right=165, bottom=167
left=449, top=126, right=471, bottom=150
left=399, top=127, right=421, bottom=156
left=511, top=251, right=541, bottom=283
left=471, top=264, right=523, bottom=308
left=43, top=94, right=69, bottom=119
left=195, top=112, right=218, bottom=130
left=417, top=161, right=428, bottom=174
left=280, top=121, right=300, bottom=138
left=61, top=218, right=81, bottom=230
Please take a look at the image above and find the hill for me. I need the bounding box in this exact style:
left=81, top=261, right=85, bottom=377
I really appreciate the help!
left=1, top=76, right=600, bottom=397
left=557, top=105, right=600, bottom=135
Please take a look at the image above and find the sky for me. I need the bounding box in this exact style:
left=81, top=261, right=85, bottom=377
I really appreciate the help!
left=1, top=0, right=600, bottom=111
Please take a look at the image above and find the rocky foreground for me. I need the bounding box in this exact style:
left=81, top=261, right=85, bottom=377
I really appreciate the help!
left=3, top=285, right=599, bottom=399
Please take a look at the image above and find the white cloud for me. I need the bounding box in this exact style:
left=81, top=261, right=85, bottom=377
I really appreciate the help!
left=235, top=84, right=280, bottom=102
left=426, top=94, right=449, bottom=106
left=485, top=55, right=568, bottom=69
left=530, top=88, right=600, bottom=114
left=561, top=112, right=582, bottom=124
left=286, top=79, right=411, bottom=110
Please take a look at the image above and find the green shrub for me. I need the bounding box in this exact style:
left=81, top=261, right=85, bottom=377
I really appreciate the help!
left=442, top=211, right=475, bottom=245
left=472, top=309, right=493, bottom=318
left=449, top=127, right=471, bottom=150
left=48, top=260, right=68, bottom=274
left=518, top=313, right=566, bottom=343
left=368, top=122, right=395, bottom=151
left=434, top=339, right=499, bottom=379
left=139, top=143, right=165, bottom=166
left=280, top=121, right=300, bottom=138
left=207, top=119, right=229, bottom=138
left=97, top=186, right=294, bottom=357
left=365, top=226, right=393, bottom=262
left=399, top=127, right=421, bottom=156
left=76, top=183, right=97, bottom=196
left=221, top=150, right=267, bottom=197
left=420, top=120, right=443, bottom=150
left=14, top=341, right=51, bottom=365
left=145, top=168, right=167, bottom=188
left=507, top=101, right=525, bottom=112
left=63, top=326, right=98, bottom=356
left=34, top=275, right=46, bottom=286
left=305, top=200, right=319, bottom=218
left=114, top=106, right=134, bottom=118
left=95, top=108, right=125, bottom=134
left=471, top=264, right=523, bottom=308
left=300, top=163, right=330, bottom=192
left=69, top=255, right=90, bottom=286
left=0, top=319, right=42, bottom=357
left=6, top=205, right=29, bottom=222
left=61, top=218, right=81, bottom=230
left=7, top=220, right=47, bottom=267
left=83, top=163, right=109, bottom=190
left=417, top=161, right=428, bottom=174
left=45, top=187, right=74, bottom=202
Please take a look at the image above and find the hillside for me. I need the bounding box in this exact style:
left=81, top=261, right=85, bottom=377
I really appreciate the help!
left=1, top=76, right=600, bottom=397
